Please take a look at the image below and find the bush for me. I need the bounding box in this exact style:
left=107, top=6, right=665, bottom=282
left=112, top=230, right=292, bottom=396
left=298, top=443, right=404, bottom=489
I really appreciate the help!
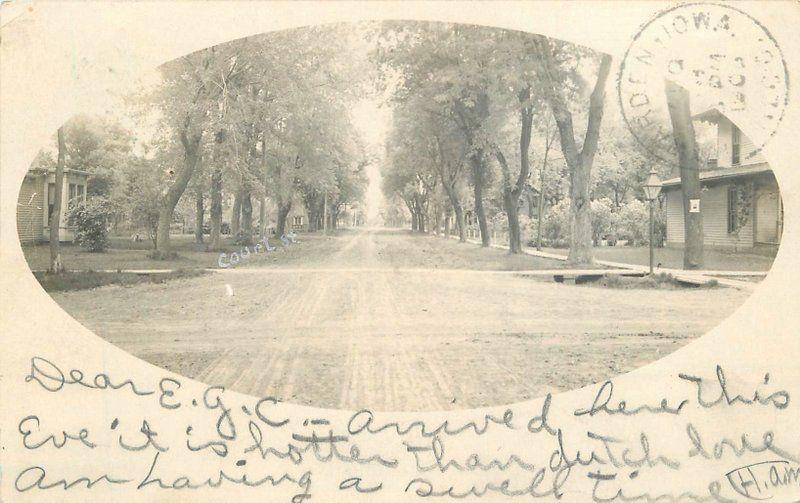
left=598, top=273, right=688, bottom=290
left=232, top=229, right=254, bottom=246
left=616, top=200, right=649, bottom=245
left=590, top=198, right=615, bottom=245
left=539, top=197, right=666, bottom=248
left=70, top=198, right=111, bottom=252
left=615, top=199, right=666, bottom=246
left=543, top=199, right=571, bottom=245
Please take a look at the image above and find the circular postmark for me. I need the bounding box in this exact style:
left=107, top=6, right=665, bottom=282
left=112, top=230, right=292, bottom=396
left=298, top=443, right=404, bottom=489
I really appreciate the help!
left=618, top=2, right=789, bottom=163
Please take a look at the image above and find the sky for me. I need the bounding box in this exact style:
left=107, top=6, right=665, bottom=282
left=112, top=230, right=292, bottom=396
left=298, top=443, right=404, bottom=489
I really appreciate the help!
left=350, top=96, right=391, bottom=226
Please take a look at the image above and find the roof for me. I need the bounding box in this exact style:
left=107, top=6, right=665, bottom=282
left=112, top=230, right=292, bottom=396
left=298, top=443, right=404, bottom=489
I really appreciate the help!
left=27, top=166, right=91, bottom=177
left=662, top=163, right=773, bottom=188
left=692, top=107, right=725, bottom=123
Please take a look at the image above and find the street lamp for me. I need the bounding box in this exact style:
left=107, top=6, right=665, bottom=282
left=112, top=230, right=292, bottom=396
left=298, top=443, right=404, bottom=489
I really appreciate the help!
left=643, top=168, right=663, bottom=275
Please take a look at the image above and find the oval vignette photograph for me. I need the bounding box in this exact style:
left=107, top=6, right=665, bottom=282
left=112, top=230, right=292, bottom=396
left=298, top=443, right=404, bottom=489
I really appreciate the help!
left=15, top=22, right=780, bottom=412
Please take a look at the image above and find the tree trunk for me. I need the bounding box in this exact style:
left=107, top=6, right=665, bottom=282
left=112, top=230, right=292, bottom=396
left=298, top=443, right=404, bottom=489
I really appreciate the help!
left=507, top=86, right=534, bottom=254
left=502, top=189, right=522, bottom=253
left=443, top=205, right=451, bottom=238
left=259, top=136, right=269, bottom=239
left=411, top=210, right=419, bottom=232
left=568, top=162, right=593, bottom=263
left=454, top=203, right=466, bottom=242
left=307, top=207, right=318, bottom=232
left=322, top=191, right=329, bottom=234
left=155, top=128, right=201, bottom=259
left=49, top=127, right=66, bottom=273
left=240, top=190, right=253, bottom=245
left=439, top=187, right=463, bottom=242
left=231, top=190, right=242, bottom=237
left=194, top=188, right=204, bottom=244
left=665, top=80, right=704, bottom=269
left=536, top=194, right=545, bottom=251
left=471, top=152, right=490, bottom=246
left=455, top=92, right=491, bottom=247
left=535, top=41, right=612, bottom=265
left=209, top=165, right=223, bottom=250
left=535, top=135, right=552, bottom=251
left=276, top=202, right=291, bottom=237
left=493, top=87, right=532, bottom=255
left=259, top=196, right=267, bottom=238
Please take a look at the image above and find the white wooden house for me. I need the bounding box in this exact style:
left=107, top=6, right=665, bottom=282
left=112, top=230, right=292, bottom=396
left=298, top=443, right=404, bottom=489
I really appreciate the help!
left=17, top=167, right=90, bottom=244
left=287, top=206, right=310, bottom=232
left=662, top=109, right=782, bottom=252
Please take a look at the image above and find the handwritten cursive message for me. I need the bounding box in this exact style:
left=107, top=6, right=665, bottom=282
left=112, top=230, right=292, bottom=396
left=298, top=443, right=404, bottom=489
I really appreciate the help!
left=12, top=355, right=799, bottom=502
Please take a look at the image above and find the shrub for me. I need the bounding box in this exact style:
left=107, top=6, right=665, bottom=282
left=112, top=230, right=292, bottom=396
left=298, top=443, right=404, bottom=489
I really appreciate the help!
left=515, top=213, right=536, bottom=243
left=616, top=199, right=650, bottom=245
left=615, top=199, right=667, bottom=246
left=70, top=198, right=111, bottom=252
left=232, top=229, right=254, bottom=246
left=543, top=199, right=571, bottom=245
left=590, top=198, right=616, bottom=245
left=598, top=272, right=681, bottom=289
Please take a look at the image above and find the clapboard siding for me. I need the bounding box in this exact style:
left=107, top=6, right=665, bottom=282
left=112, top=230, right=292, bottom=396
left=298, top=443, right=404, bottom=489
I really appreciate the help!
left=740, top=132, right=766, bottom=165
left=665, top=182, right=754, bottom=249
left=666, top=188, right=685, bottom=245
left=702, top=183, right=753, bottom=247
left=716, top=118, right=765, bottom=168
left=16, top=175, right=44, bottom=244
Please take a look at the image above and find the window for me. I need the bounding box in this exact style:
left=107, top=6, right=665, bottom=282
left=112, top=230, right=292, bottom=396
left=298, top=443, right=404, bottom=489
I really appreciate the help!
left=67, top=184, right=78, bottom=225
left=731, top=125, right=741, bottom=165
left=727, top=185, right=738, bottom=233
left=293, top=216, right=303, bottom=226
left=47, top=183, right=56, bottom=226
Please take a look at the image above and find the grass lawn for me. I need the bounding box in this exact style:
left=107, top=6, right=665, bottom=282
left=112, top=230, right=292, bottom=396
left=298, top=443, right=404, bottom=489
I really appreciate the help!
left=583, top=272, right=719, bottom=289
left=22, top=233, right=288, bottom=272
left=33, top=269, right=207, bottom=292
left=392, top=231, right=602, bottom=271
left=537, top=245, right=775, bottom=272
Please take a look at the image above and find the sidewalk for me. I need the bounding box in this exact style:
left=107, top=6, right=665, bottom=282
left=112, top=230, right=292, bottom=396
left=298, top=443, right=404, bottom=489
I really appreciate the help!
left=448, top=234, right=761, bottom=290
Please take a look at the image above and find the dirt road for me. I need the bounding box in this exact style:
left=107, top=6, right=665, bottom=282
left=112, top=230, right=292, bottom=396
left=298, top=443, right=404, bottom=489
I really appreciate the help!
left=51, top=229, right=750, bottom=411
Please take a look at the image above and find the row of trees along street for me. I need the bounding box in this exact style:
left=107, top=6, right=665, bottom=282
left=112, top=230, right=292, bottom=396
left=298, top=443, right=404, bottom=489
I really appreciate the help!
left=376, top=22, right=711, bottom=267
left=33, top=22, right=712, bottom=272
left=35, top=25, right=370, bottom=270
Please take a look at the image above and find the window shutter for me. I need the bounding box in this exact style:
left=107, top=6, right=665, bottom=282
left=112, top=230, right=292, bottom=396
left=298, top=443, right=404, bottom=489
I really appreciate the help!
left=727, top=186, right=738, bottom=233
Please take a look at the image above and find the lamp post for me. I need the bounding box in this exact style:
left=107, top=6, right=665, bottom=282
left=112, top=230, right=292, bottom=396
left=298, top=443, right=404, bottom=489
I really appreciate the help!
left=643, top=168, right=663, bottom=275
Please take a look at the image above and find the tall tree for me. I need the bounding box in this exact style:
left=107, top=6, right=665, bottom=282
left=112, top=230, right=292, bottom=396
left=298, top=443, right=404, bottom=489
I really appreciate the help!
left=61, top=114, right=135, bottom=198
left=433, top=132, right=468, bottom=242
left=665, top=80, right=704, bottom=269
left=152, top=43, right=245, bottom=258
left=375, top=22, right=501, bottom=246
left=533, top=37, right=612, bottom=264
left=492, top=85, right=534, bottom=253
left=208, top=165, right=224, bottom=249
